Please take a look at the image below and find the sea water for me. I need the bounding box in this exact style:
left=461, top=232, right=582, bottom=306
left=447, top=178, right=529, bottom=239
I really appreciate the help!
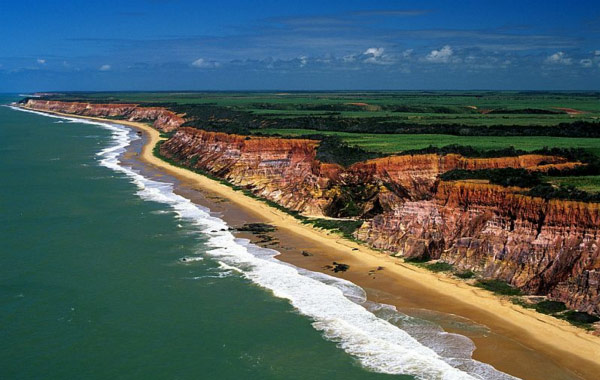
left=0, top=96, right=516, bottom=379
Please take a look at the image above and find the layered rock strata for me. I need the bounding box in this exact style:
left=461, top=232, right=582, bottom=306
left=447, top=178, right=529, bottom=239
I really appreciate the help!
left=24, top=99, right=184, bottom=131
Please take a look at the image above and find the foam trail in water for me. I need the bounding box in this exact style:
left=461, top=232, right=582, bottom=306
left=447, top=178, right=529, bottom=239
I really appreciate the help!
left=11, top=105, right=519, bottom=380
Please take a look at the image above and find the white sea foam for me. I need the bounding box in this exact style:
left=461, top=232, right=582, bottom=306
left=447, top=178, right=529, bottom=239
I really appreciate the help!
left=11, top=105, right=519, bottom=380
left=179, top=256, right=204, bottom=263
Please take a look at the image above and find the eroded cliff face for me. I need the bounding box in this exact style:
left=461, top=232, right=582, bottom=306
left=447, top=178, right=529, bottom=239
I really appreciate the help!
left=24, top=100, right=600, bottom=315
left=24, top=99, right=184, bottom=131
left=346, top=153, right=574, bottom=200
left=160, top=128, right=570, bottom=216
left=160, top=127, right=332, bottom=215
left=356, top=181, right=600, bottom=314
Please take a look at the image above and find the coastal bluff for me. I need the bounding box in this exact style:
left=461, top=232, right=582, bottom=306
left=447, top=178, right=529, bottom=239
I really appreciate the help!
left=24, top=99, right=184, bottom=132
left=24, top=99, right=600, bottom=316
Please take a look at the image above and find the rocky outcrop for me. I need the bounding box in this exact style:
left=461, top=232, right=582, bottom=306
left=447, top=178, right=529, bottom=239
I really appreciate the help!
left=24, top=100, right=600, bottom=315
left=23, top=99, right=184, bottom=131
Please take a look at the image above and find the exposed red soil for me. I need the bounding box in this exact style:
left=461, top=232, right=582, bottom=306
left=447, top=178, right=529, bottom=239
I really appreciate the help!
left=553, top=107, right=588, bottom=115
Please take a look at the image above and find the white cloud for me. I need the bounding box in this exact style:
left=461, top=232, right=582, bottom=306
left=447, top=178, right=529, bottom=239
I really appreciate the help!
left=37, top=59, right=46, bottom=64
left=545, top=51, right=572, bottom=65
left=362, top=47, right=393, bottom=64
left=191, top=58, right=220, bottom=68
left=299, top=55, right=308, bottom=67
left=425, top=45, right=454, bottom=63
left=99, top=64, right=111, bottom=71
left=363, top=47, right=384, bottom=58
left=580, top=59, right=593, bottom=68
left=401, top=49, right=413, bottom=58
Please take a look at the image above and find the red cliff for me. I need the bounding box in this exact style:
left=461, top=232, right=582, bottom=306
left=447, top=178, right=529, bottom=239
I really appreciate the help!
left=24, top=99, right=184, bottom=132
left=356, top=181, right=600, bottom=314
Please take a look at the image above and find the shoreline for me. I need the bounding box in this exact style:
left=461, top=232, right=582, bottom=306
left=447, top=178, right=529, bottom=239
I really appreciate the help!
left=20, top=106, right=600, bottom=380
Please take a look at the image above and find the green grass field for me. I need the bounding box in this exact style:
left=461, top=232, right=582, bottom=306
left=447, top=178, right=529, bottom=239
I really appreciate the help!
left=47, top=91, right=600, bottom=126
left=253, top=128, right=600, bottom=156
left=546, top=176, right=600, bottom=193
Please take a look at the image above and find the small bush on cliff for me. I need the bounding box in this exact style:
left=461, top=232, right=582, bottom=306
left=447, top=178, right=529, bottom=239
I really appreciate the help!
left=160, top=131, right=175, bottom=138
left=475, top=279, right=522, bottom=296
left=188, top=156, right=199, bottom=167
left=440, top=168, right=543, bottom=188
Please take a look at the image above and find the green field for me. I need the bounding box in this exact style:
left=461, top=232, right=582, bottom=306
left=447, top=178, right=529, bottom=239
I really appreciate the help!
left=547, top=176, right=600, bottom=193
left=253, top=128, right=600, bottom=156
left=44, top=91, right=600, bottom=126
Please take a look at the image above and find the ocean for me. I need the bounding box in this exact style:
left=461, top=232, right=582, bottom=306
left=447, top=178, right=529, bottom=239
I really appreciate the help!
left=0, top=95, right=515, bottom=379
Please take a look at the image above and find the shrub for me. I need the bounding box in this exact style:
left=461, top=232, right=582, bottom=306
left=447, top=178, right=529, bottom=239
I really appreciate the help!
left=475, top=279, right=522, bottom=296
left=425, top=262, right=453, bottom=272
left=302, top=218, right=364, bottom=240
left=562, top=311, right=600, bottom=327
left=534, top=300, right=567, bottom=314
left=455, top=270, right=475, bottom=279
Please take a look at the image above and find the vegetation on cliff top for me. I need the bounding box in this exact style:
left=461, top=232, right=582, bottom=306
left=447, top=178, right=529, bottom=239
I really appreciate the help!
left=312, top=135, right=383, bottom=167
left=525, top=183, right=600, bottom=202
left=437, top=146, right=600, bottom=198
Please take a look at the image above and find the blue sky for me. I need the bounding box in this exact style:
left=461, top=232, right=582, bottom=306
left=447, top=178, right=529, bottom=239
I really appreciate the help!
left=1, top=0, right=599, bottom=91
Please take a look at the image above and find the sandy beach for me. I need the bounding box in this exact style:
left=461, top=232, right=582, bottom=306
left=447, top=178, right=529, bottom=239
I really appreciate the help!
left=24, top=106, right=600, bottom=380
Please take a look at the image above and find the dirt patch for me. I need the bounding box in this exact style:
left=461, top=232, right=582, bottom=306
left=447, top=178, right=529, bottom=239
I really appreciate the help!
left=345, top=102, right=382, bottom=111
left=553, top=107, right=587, bottom=115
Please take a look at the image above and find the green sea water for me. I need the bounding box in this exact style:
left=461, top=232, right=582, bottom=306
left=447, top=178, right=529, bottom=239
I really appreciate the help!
left=0, top=96, right=407, bottom=379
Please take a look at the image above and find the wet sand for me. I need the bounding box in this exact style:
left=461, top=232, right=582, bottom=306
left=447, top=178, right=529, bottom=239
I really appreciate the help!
left=24, top=107, right=600, bottom=380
